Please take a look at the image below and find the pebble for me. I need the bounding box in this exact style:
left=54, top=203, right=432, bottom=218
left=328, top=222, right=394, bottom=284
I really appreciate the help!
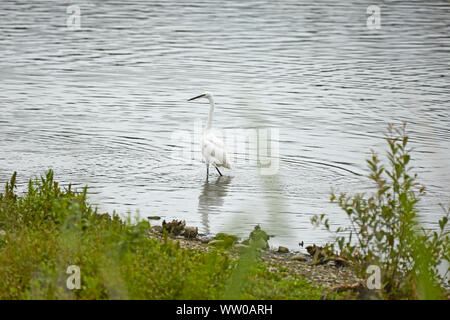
left=151, top=226, right=163, bottom=233
left=277, top=246, right=289, bottom=253
left=183, top=226, right=198, bottom=239
left=290, top=254, right=307, bottom=262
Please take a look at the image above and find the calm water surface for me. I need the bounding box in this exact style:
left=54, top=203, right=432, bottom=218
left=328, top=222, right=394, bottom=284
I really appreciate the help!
left=1, top=0, right=449, bottom=250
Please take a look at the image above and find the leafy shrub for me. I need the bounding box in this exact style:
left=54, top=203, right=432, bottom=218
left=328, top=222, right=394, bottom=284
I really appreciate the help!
left=0, top=170, right=324, bottom=299
left=312, top=123, right=449, bottom=299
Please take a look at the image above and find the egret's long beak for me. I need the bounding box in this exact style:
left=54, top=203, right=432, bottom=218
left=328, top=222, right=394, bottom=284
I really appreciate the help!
left=188, top=93, right=205, bottom=101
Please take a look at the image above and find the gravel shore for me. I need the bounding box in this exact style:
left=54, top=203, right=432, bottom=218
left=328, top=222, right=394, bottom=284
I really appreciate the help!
left=148, top=225, right=362, bottom=290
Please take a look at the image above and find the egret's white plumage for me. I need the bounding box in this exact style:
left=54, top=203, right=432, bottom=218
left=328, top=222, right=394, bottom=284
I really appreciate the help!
left=188, top=92, right=231, bottom=177
left=202, top=129, right=231, bottom=169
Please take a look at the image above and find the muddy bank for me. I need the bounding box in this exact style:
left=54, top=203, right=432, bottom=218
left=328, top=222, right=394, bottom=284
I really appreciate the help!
left=148, top=221, right=362, bottom=290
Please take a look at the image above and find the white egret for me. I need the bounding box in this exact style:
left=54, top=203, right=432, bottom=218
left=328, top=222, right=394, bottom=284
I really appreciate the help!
left=188, top=92, right=231, bottom=178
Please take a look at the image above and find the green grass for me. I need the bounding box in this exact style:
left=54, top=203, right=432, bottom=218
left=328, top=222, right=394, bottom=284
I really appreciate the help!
left=0, top=170, right=328, bottom=300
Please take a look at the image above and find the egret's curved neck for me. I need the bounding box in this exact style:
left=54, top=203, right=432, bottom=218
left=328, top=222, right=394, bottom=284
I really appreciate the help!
left=206, top=97, right=215, bottom=130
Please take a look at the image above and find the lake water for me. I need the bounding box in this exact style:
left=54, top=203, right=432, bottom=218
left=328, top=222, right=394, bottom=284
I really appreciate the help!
left=0, top=0, right=449, bottom=250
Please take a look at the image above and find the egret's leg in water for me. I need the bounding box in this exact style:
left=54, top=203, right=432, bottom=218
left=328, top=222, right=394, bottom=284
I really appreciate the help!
left=206, top=164, right=209, bottom=178
left=215, top=166, right=223, bottom=176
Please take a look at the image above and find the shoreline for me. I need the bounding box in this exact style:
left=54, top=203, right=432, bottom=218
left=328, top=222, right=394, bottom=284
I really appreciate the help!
left=148, top=222, right=362, bottom=291
left=2, top=169, right=447, bottom=300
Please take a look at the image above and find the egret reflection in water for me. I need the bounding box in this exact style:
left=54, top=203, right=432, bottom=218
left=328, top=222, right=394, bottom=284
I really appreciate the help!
left=198, top=176, right=233, bottom=235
